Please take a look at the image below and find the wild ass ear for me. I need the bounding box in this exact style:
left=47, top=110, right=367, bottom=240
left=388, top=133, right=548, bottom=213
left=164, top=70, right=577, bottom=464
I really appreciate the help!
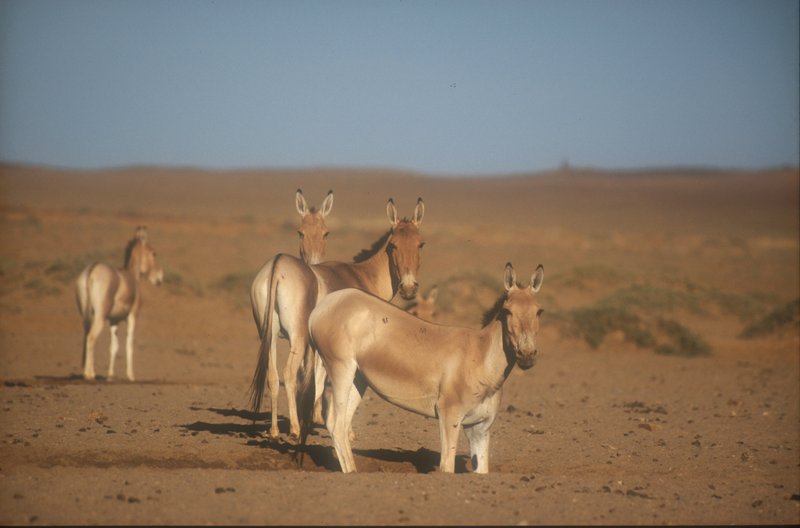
left=531, top=264, right=544, bottom=293
left=503, top=262, right=517, bottom=291
left=321, top=190, right=334, bottom=218
left=295, top=189, right=308, bottom=216
left=413, top=197, right=425, bottom=225
left=386, top=198, right=398, bottom=226
left=135, top=226, right=148, bottom=242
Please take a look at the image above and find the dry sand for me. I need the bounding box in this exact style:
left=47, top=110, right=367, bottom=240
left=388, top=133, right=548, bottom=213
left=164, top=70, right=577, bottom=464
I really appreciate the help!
left=0, top=163, right=798, bottom=524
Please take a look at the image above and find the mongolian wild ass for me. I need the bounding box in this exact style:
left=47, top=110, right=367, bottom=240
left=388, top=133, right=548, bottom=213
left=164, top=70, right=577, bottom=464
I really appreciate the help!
left=303, top=262, right=544, bottom=473
left=406, top=284, right=438, bottom=321
left=75, top=226, right=164, bottom=381
left=249, top=198, right=426, bottom=438
left=295, top=189, right=334, bottom=265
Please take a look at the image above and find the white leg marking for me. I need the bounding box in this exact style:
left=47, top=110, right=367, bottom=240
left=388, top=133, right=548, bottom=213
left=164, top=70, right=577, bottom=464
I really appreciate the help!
left=125, top=315, right=136, bottom=381
left=464, top=421, right=491, bottom=474
left=107, top=324, right=119, bottom=379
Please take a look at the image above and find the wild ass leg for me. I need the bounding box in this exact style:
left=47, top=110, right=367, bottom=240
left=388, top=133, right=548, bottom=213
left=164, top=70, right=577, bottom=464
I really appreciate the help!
left=282, top=332, right=309, bottom=439
left=312, top=353, right=327, bottom=424
left=344, top=372, right=368, bottom=442
left=125, top=314, right=136, bottom=381
left=463, top=421, right=491, bottom=474
left=266, top=320, right=281, bottom=438
left=83, top=316, right=104, bottom=380
left=107, top=324, right=119, bottom=379
left=328, top=359, right=358, bottom=473
left=436, top=400, right=464, bottom=473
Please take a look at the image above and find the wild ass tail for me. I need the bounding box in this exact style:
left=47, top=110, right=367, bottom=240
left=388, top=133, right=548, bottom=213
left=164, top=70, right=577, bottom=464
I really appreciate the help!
left=248, top=254, right=282, bottom=415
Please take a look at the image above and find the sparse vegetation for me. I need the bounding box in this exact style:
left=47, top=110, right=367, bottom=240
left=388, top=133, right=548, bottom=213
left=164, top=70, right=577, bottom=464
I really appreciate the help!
left=210, top=271, right=253, bottom=307
left=163, top=268, right=205, bottom=297
left=23, top=277, right=61, bottom=297
left=655, top=318, right=711, bottom=357
left=549, top=265, right=625, bottom=290
left=560, top=305, right=656, bottom=349
left=739, top=299, right=800, bottom=339
left=431, top=270, right=504, bottom=324
left=44, top=250, right=117, bottom=284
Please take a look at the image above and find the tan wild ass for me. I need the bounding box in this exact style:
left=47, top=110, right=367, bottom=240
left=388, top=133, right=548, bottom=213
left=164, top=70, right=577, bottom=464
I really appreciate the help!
left=304, top=262, right=544, bottom=473
left=406, top=284, right=438, bottom=321
left=250, top=198, right=426, bottom=438
left=75, top=226, right=164, bottom=381
left=295, top=189, right=334, bottom=265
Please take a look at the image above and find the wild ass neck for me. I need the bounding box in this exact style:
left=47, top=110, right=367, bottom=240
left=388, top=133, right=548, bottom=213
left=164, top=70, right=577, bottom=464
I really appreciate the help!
left=480, top=319, right=518, bottom=390
left=349, top=236, right=396, bottom=301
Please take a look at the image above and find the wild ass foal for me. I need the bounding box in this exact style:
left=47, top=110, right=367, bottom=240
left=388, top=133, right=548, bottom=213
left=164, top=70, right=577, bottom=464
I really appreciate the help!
left=305, top=263, right=544, bottom=473
left=75, top=226, right=164, bottom=381
left=249, top=198, right=426, bottom=438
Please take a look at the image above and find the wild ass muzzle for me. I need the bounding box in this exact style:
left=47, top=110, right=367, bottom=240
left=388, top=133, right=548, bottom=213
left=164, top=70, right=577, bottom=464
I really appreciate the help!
left=249, top=198, right=426, bottom=439
left=303, top=262, right=544, bottom=473
left=75, top=226, right=164, bottom=381
left=295, top=189, right=334, bottom=265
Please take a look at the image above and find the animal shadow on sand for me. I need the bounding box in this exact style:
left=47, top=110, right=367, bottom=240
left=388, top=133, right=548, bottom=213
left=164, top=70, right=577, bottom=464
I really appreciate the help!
left=182, top=406, right=289, bottom=437
left=183, top=407, right=469, bottom=473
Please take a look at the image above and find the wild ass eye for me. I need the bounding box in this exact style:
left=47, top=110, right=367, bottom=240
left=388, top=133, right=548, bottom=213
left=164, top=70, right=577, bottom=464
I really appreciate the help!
left=324, top=232, right=330, bottom=239
left=537, top=308, right=545, bottom=317
left=298, top=231, right=305, bottom=238
left=418, top=242, right=426, bottom=249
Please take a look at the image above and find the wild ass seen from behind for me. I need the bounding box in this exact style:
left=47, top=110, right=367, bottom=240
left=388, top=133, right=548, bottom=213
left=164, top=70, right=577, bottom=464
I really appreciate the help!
left=250, top=198, right=426, bottom=438
left=295, top=189, right=334, bottom=265
left=75, top=226, right=164, bottom=381
left=304, top=263, right=544, bottom=473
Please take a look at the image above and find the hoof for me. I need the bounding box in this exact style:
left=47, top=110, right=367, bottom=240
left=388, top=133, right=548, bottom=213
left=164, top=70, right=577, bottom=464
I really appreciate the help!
left=83, top=372, right=96, bottom=381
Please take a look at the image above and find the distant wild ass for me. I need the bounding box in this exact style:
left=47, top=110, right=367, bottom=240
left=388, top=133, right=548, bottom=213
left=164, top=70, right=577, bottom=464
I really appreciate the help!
left=406, top=284, right=438, bottom=321
left=304, top=263, right=544, bottom=473
left=295, top=189, right=334, bottom=265
left=75, top=226, right=164, bottom=381
left=250, top=198, right=426, bottom=438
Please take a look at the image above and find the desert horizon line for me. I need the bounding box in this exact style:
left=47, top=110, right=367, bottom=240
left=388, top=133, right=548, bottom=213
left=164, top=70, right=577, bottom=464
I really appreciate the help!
left=1, top=159, right=797, bottom=180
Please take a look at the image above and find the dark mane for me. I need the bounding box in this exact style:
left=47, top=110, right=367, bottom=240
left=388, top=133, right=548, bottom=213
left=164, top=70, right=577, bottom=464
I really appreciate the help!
left=481, top=292, right=508, bottom=327
left=352, top=229, right=392, bottom=263
left=123, top=237, right=140, bottom=267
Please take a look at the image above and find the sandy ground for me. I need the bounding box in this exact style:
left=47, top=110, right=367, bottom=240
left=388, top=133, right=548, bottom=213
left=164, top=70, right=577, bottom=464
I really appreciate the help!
left=0, top=164, right=798, bottom=525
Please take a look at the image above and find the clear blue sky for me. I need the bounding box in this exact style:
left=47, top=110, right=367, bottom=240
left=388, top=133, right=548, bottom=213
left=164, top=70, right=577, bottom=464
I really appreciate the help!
left=1, top=0, right=798, bottom=175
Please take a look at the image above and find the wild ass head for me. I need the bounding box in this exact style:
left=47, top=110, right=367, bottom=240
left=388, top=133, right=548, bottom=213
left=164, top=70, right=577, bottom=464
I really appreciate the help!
left=386, top=198, right=425, bottom=301
left=296, top=189, right=334, bottom=265
left=125, top=226, right=164, bottom=286
left=500, top=263, right=544, bottom=370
